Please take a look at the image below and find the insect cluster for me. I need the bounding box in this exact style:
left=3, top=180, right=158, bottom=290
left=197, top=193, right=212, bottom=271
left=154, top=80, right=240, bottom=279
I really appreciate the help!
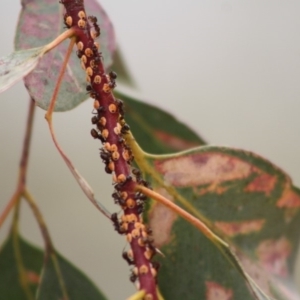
left=60, top=1, right=160, bottom=297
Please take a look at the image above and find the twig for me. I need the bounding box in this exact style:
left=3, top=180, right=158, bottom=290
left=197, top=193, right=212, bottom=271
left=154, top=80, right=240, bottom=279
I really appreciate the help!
left=136, top=185, right=227, bottom=247
left=23, top=189, right=54, bottom=253
left=23, top=189, right=69, bottom=300
left=44, top=37, right=111, bottom=219
left=43, top=28, right=76, bottom=54
left=0, top=98, right=35, bottom=228
left=12, top=198, right=34, bottom=300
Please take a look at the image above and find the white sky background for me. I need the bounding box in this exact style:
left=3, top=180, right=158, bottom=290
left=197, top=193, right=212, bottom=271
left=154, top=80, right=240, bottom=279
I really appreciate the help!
left=0, top=1, right=300, bottom=299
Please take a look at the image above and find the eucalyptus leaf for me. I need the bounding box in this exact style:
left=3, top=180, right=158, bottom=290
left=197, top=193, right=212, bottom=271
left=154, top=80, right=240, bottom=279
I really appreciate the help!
left=140, top=146, right=300, bottom=299
left=15, top=0, right=116, bottom=111
left=116, top=91, right=206, bottom=154
left=37, top=252, right=108, bottom=300
left=0, top=233, right=108, bottom=300
left=0, top=233, right=43, bottom=299
left=0, top=47, right=45, bottom=94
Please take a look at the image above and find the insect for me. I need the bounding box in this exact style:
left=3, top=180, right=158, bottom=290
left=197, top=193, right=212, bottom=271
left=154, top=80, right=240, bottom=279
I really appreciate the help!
left=114, top=175, right=132, bottom=191
left=108, top=71, right=117, bottom=89
left=112, top=191, right=126, bottom=206
left=111, top=213, right=125, bottom=234
left=129, top=272, right=137, bottom=283
left=100, top=149, right=111, bottom=163
left=116, top=99, right=125, bottom=118
left=121, top=123, right=130, bottom=134
left=90, top=129, right=105, bottom=143
left=122, top=251, right=134, bottom=265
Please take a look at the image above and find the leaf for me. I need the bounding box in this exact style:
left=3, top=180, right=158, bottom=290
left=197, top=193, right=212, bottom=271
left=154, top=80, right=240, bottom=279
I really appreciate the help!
left=37, top=253, right=108, bottom=300
left=0, top=233, right=108, bottom=300
left=116, top=91, right=206, bottom=153
left=0, top=47, right=46, bottom=94
left=141, top=146, right=300, bottom=300
left=110, top=47, right=136, bottom=87
left=14, top=0, right=116, bottom=112
left=0, top=233, right=44, bottom=299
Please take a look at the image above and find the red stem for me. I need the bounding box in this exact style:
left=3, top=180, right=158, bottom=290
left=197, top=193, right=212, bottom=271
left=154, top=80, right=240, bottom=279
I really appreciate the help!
left=61, top=1, right=158, bottom=299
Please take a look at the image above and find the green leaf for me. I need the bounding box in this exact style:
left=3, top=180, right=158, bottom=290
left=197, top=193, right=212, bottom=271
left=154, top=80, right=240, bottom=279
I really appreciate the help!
left=141, top=146, right=300, bottom=300
left=0, top=233, right=44, bottom=299
left=116, top=91, right=206, bottom=153
left=110, top=47, right=136, bottom=87
left=0, top=47, right=46, bottom=94
left=0, top=233, right=108, bottom=300
left=37, top=253, right=108, bottom=300
left=14, top=0, right=116, bottom=112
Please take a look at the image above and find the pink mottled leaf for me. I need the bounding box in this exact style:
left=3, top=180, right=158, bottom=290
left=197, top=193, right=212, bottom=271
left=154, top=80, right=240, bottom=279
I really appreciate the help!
left=15, top=0, right=116, bottom=111
left=141, top=146, right=300, bottom=300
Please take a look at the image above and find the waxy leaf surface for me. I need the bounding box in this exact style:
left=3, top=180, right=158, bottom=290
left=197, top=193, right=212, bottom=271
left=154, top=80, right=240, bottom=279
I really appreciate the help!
left=116, top=91, right=206, bottom=153
left=15, top=0, right=116, bottom=111
left=0, top=233, right=107, bottom=300
left=37, top=252, right=107, bottom=300
left=0, top=47, right=45, bottom=94
left=141, top=146, right=300, bottom=300
left=0, top=233, right=43, bottom=299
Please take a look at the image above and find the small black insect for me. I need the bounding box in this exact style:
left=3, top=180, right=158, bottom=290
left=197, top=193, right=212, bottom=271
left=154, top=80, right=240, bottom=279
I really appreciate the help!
left=104, top=164, right=113, bottom=174
left=136, top=204, right=144, bottom=215
left=152, top=261, right=161, bottom=271
left=122, top=252, right=134, bottom=265
left=112, top=192, right=126, bottom=206
left=88, top=15, right=98, bottom=23
left=129, top=272, right=137, bottom=283
left=111, top=213, right=125, bottom=234
left=90, top=128, right=99, bottom=139
left=91, top=116, right=99, bottom=124
left=76, top=50, right=83, bottom=58
left=109, top=71, right=117, bottom=80
left=100, top=149, right=111, bottom=162
left=94, top=55, right=102, bottom=65
left=116, top=99, right=125, bottom=117
left=97, top=106, right=106, bottom=113
left=92, top=44, right=99, bottom=54
left=86, top=85, right=93, bottom=92
left=114, top=175, right=132, bottom=191
left=133, top=192, right=147, bottom=201
left=94, top=24, right=101, bottom=37
left=141, top=235, right=154, bottom=245
left=90, top=129, right=105, bottom=143
left=145, top=225, right=153, bottom=236
left=121, top=123, right=130, bottom=134
left=90, top=90, right=99, bottom=99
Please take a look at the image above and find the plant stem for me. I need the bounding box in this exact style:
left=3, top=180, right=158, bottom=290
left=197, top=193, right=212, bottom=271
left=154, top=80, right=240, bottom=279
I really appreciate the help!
left=23, top=189, right=54, bottom=253
left=136, top=185, right=228, bottom=247
left=61, top=1, right=159, bottom=298
left=127, top=290, right=146, bottom=300
left=45, top=37, right=76, bottom=121
left=45, top=37, right=111, bottom=219
left=23, top=189, right=70, bottom=300
left=43, top=28, right=76, bottom=54
left=12, top=199, right=34, bottom=300
left=0, top=98, right=35, bottom=228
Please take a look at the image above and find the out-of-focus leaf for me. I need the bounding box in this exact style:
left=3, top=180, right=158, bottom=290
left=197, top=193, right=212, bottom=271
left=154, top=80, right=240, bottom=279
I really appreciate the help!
left=110, top=47, right=135, bottom=87
left=141, top=146, right=300, bottom=299
left=116, top=91, right=206, bottom=153
left=37, top=252, right=108, bottom=300
left=0, top=47, right=45, bottom=94
left=0, top=233, right=44, bottom=299
left=0, top=233, right=107, bottom=300
left=14, top=0, right=116, bottom=111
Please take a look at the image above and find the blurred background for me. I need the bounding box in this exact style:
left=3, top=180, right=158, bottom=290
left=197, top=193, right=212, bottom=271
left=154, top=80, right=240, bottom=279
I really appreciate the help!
left=1, top=1, right=300, bottom=299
